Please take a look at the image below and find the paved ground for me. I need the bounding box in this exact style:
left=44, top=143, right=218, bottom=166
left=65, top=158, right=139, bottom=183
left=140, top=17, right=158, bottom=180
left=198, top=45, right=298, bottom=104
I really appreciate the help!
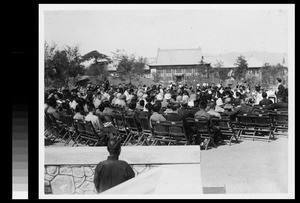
left=200, top=135, right=288, bottom=193
left=45, top=134, right=289, bottom=194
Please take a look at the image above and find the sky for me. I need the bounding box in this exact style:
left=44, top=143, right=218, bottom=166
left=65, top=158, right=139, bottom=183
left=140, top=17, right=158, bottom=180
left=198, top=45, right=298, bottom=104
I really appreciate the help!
left=42, top=5, right=292, bottom=58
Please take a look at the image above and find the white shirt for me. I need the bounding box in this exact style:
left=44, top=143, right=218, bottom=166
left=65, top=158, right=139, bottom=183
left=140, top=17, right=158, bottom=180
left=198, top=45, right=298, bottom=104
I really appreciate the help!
left=115, top=99, right=126, bottom=107
left=215, top=105, right=225, bottom=113
left=70, top=100, right=78, bottom=110
left=188, top=100, right=194, bottom=107
left=207, top=109, right=221, bottom=119
left=254, top=93, right=263, bottom=105
left=93, top=98, right=101, bottom=109
left=85, top=112, right=102, bottom=131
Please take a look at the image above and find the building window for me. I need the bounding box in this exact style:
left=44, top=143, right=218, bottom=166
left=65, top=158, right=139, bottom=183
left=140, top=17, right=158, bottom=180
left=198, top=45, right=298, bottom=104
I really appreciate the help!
left=166, top=69, right=172, bottom=73
left=157, top=69, right=163, bottom=74
left=176, top=69, right=182, bottom=73
left=186, top=68, right=192, bottom=73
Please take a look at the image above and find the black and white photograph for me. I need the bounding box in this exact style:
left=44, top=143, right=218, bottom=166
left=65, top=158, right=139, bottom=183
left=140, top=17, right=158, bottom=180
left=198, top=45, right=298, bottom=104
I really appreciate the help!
left=39, top=4, right=295, bottom=199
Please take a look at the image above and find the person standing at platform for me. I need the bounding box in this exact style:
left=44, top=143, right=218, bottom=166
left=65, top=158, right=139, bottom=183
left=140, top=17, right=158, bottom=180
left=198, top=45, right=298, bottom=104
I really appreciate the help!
left=94, top=138, right=135, bottom=193
left=275, top=78, right=285, bottom=103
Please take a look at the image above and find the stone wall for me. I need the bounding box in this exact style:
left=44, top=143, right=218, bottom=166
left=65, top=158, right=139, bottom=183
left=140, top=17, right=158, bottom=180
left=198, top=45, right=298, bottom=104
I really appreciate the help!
left=44, top=146, right=200, bottom=195
left=44, top=164, right=154, bottom=195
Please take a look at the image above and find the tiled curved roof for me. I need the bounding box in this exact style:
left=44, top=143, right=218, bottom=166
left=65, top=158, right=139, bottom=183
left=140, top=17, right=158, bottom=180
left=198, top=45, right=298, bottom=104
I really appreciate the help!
left=153, top=48, right=203, bottom=66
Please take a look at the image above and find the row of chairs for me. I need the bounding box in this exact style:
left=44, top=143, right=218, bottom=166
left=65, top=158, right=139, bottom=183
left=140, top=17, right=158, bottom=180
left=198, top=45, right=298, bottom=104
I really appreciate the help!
left=44, top=107, right=288, bottom=148
left=151, top=121, right=188, bottom=146
left=150, top=118, right=240, bottom=150
left=44, top=111, right=152, bottom=147
left=113, top=112, right=153, bottom=146
left=45, top=113, right=109, bottom=146
left=233, top=114, right=275, bottom=142
left=45, top=113, right=68, bottom=143
left=241, top=108, right=289, bottom=134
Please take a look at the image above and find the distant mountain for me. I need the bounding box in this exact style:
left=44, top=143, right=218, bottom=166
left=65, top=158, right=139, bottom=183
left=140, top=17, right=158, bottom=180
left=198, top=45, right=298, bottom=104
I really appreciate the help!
left=146, top=50, right=288, bottom=68
left=203, top=51, right=288, bottom=67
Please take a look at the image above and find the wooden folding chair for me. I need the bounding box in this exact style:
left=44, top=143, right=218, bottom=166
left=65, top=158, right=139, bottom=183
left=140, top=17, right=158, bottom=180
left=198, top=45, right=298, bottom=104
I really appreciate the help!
left=212, top=118, right=239, bottom=146
left=82, top=121, right=107, bottom=146
left=102, top=114, right=114, bottom=123
left=252, top=108, right=273, bottom=115
left=270, top=112, right=288, bottom=135
left=138, top=115, right=154, bottom=145
left=186, top=118, right=216, bottom=150
left=151, top=120, right=172, bottom=146
left=253, top=114, right=275, bottom=142
left=168, top=121, right=190, bottom=145
left=235, top=114, right=256, bottom=141
left=58, top=114, right=73, bottom=144
left=219, top=112, right=230, bottom=119
left=44, top=113, right=56, bottom=139
left=123, top=115, right=142, bottom=146
left=72, top=119, right=86, bottom=147
left=112, top=111, right=128, bottom=143
left=62, top=115, right=77, bottom=146
left=47, top=114, right=66, bottom=142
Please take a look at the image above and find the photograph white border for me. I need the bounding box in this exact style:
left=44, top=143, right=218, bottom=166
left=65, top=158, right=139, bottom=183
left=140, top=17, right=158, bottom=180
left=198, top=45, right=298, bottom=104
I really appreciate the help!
left=39, top=4, right=295, bottom=199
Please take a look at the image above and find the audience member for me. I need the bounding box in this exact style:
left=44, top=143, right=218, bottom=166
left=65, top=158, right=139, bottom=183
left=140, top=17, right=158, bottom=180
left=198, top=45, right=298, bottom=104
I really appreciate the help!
left=94, top=138, right=135, bottom=193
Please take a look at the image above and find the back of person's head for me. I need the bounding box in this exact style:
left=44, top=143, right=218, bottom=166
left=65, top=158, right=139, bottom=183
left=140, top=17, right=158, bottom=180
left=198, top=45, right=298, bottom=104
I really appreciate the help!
left=225, top=97, right=231, bottom=104
left=150, top=95, right=156, bottom=102
left=47, top=97, right=57, bottom=108
left=155, top=100, right=162, bottom=106
left=87, top=103, right=95, bottom=112
left=145, top=96, right=152, bottom=103
left=131, top=95, right=138, bottom=102
left=103, top=100, right=110, bottom=108
left=98, top=104, right=105, bottom=112
left=119, top=94, right=126, bottom=101
left=76, top=98, right=86, bottom=106
left=171, top=94, right=177, bottom=101
left=172, top=103, right=180, bottom=111
left=209, top=101, right=216, bottom=110
left=56, top=92, right=63, bottom=100
left=139, top=99, right=145, bottom=107
left=167, top=102, right=174, bottom=109
left=128, top=102, right=136, bottom=110
left=199, top=100, right=207, bottom=109
left=152, top=103, right=161, bottom=112
left=61, top=101, right=69, bottom=110
left=241, top=99, right=247, bottom=105
left=194, top=99, right=200, bottom=108
left=75, top=105, right=84, bottom=113
left=145, top=102, right=153, bottom=111
left=118, top=87, right=124, bottom=94
left=181, top=100, right=188, bottom=108
left=262, top=92, right=267, bottom=98
left=277, top=78, right=282, bottom=83
left=107, top=137, right=121, bottom=156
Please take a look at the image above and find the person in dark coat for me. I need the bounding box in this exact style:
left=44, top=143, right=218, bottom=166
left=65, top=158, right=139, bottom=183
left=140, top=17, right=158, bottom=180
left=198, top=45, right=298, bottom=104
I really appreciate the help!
left=259, top=92, right=273, bottom=107
left=275, top=78, right=285, bottom=103
left=164, top=103, right=184, bottom=122
left=263, top=102, right=288, bottom=111
left=223, top=99, right=254, bottom=121
left=94, top=138, right=135, bottom=193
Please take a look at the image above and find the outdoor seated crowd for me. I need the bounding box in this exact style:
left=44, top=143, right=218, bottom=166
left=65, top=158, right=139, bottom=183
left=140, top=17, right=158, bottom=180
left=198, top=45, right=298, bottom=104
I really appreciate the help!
left=44, top=80, right=288, bottom=148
